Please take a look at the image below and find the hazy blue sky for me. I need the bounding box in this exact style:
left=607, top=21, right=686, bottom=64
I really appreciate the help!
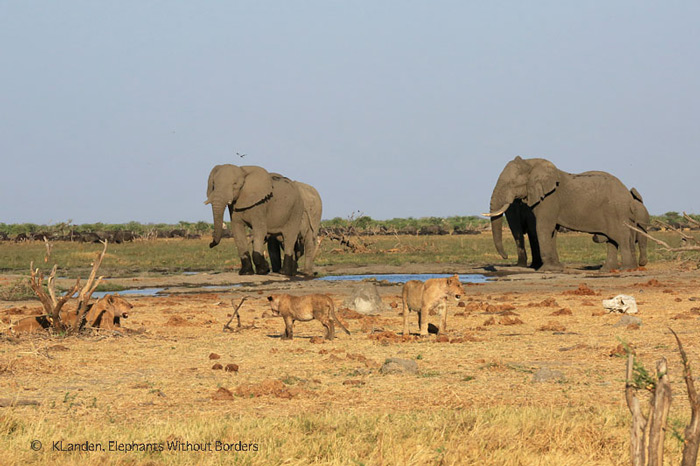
left=1, top=2, right=698, bottom=224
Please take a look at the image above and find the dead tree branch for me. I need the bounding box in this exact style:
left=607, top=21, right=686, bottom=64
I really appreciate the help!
left=626, top=223, right=700, bottom=253
left=670, top=328, right=700, bottom=466
left=224, top=297, right=247, bottom=332
left=71, top=240, right=108, bottom=332
left=28, top=263, right=80, bottom=331
left=683, top=212, right=700, bottom=230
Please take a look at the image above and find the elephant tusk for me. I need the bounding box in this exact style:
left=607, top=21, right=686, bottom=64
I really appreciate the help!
left=481, top=203, right=510, bottom=217
left=204, top=199, right=211, bottom=205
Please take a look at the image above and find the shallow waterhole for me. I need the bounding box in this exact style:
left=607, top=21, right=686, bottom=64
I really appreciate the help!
left=316, top=273, right=489, bottom=284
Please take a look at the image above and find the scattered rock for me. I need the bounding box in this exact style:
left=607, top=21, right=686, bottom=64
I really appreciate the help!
left=483, top=317, right=496, bottom=326
left=212, top=363, right=223, bottom=370
left=614, top=315, right=642, bottom=327
left=672, top=313, right=693, bottom=320
left=380, top=358, right=419, bottom=375
left=211, top=387, right=234, bottom=401
left=532, top=367, right=565, bottom=383
left=48, top=345, right=69, bottom=351
left=436, top=334, right=450, bottom=343
left=342, top=283, right=387, bottom=315
left=209, top=353, right=221, bottom=360
left=309, top=336, right=326, bottom=344
left=603, top=295, right=638, bottom=314
left=550, top=308, right=573, bottom=316
left=225, top=364, right=239, bottom=373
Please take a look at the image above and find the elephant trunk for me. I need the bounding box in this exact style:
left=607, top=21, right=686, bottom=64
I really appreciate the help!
left=210, top=199, right=227, bottom=248
left=489, top=186, right=511, bottom=260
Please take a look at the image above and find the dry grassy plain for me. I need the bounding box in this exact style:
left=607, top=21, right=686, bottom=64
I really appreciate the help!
left=1, top=234, right=700, bottom=465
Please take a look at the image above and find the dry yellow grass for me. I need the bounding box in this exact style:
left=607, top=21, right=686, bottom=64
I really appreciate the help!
left=2, top=260, right=700, bottom=464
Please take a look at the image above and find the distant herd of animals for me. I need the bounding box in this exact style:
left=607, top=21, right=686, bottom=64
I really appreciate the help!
left=204, top=157, right=652, bottom=276
left=6, top=156, right=660, bottom=338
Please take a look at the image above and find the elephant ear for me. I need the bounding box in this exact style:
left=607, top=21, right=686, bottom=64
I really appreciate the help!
left=630, top=187, right=644, bottom=203
left=205, top=165, right=223, bottom=204
left=526, top=163, right=558, bottom=207
left=237, top=166, right=273, bottom=210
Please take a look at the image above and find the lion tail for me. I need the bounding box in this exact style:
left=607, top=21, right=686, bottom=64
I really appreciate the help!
left=332, top=307, right=351, bottom=335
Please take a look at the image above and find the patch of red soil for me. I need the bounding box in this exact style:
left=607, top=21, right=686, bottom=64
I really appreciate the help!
left=527, top=297, right=559, bottom=307
left=498, top=316, right=524, bottom=325
left=538, top=322, right=566, bottom=332
left=551, top=308, right=573, bottom=316
left=211, top=387, right=234, bottom=401
left=166, top=315, right=194, bottom=326
left=234, top=379, right=301, bottom=399
left=563, top=284, right=597, bottom=296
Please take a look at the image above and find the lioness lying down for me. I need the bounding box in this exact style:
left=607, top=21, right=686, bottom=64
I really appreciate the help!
left=267, top=294, right=350, bottom=340
left=402, top=274, right=465, bottom=336
left=10, top=294, right=133, bottom=334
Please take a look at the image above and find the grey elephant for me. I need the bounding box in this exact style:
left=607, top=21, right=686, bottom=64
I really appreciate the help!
left=205, top=165, right=304, bottom=276
left=494, top=199, right=542, bottom=269
left=486, top=157, right=638, bottom=271
left=593, top=187, right=649, bottom=269
left=267, top=180, right=323, bottom=276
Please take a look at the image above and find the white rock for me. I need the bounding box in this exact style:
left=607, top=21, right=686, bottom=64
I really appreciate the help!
left=602, top=295, right=638, bottom=314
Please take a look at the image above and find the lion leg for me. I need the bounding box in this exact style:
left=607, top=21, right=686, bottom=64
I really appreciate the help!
left=419, top=308, right=429, bottom=336
left=402, top=302, right=410, bottom=336
left=438, top=302, right=447, bottom=334
left=282, top=316, right=294, bottom=340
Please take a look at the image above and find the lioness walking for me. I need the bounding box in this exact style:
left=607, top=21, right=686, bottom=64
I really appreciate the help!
left=267, top=293, right=350, bottom=340
left=402, top=274, right=464, bottom=336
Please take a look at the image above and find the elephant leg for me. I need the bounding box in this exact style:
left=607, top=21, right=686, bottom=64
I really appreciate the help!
left=267, top=236, right=283, bottom=273
left=251, top=226, right=270, bottom=275
left=231, top=221, right=255, bottom=275
left=637, top=233, right=648, bottom=266
left=600, top=242, right=619, bottom=272
left=620, top=232, right=637, bottom=270
left=513, top=231, right=528, bottom=267
left=536, top=220, right=563, bottom=271
left=280, top=227, right=301, bottom=277
left=301, top=236, right=315, bottom=275
left=526, top=218, right=543, bottom=269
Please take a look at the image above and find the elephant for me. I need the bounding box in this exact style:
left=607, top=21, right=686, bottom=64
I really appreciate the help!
left=485, top=157, right=638, bottom=271
left=205, top=165, right=304, bottom=276
left=498, top=199, right=543, bottom=269
left=267, top=180, right=323, bottom=276
left=593, top=187, right=649, bottom=269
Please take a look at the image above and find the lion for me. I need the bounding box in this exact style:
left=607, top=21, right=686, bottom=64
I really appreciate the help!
left=402, top=274, right=465, bottom=336
left=10, top=294, right=133, bottom=334
left=267, top=293, right=350, bottom=340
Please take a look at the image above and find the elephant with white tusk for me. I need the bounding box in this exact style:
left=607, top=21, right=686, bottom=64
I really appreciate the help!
left=205, top=165, right=304, bottom=276
left=486, top=157, right=638, bottom=271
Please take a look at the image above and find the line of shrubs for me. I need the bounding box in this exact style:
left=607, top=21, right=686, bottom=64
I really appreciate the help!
left=0, top=212, right=697, bottom=242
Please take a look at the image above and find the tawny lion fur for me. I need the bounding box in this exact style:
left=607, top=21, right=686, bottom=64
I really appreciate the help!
left=267, top=293, right=350, bottom=340
left=10, top=294, right=133, bottom=334
left=402, top=274, right=465, bottom=336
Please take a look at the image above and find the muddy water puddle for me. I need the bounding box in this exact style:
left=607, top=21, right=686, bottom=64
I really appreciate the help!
left=316, top=273, right=488, bottom=284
